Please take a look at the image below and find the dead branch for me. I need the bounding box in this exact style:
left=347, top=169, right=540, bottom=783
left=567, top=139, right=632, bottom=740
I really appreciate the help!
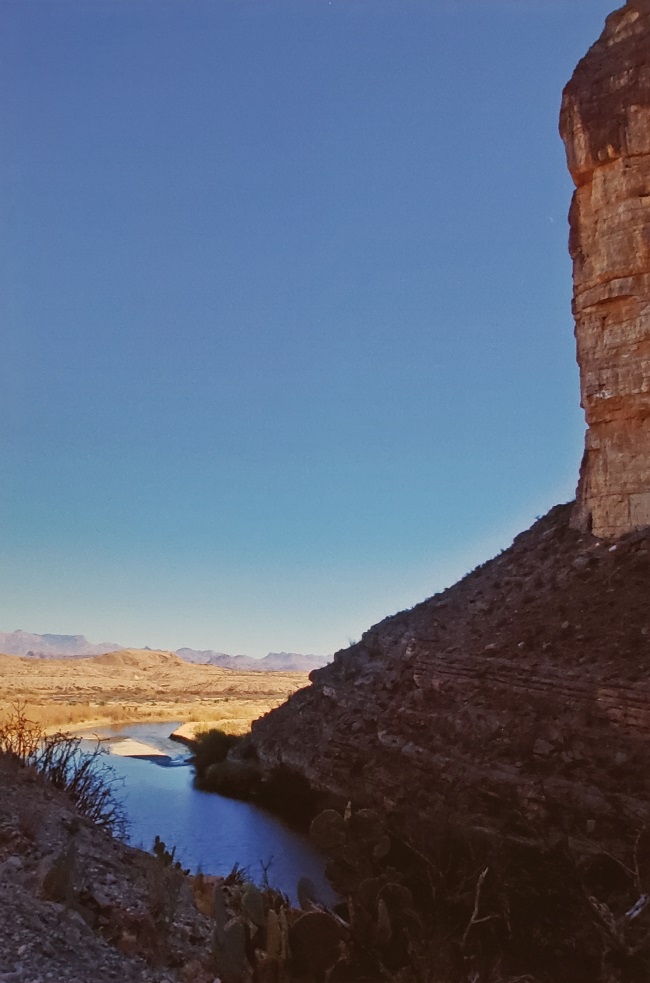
left=462, top=866, right=497, bottom=949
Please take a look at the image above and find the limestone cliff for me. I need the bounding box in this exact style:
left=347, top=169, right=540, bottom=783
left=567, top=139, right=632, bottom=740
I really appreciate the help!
left=248, top=3, right=650, bottom=862
left=560, top=0, right=650, bottom=539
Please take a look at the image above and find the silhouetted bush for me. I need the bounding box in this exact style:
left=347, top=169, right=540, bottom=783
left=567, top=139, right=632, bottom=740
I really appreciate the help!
left=203, top=758, right=261, bottom=798
left=192, top=728, right=240, bottom=779
left=193, top=736, right=321, bottom=828
left=258, top=764, right=321, bottom=827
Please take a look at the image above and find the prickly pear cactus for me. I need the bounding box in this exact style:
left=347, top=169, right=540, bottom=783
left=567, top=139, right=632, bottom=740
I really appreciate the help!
left=218, top=920, right=249, bottom=983
left=310, top=804, right=394, bottom=897
left=309, top=809, right=347, bottom=854
left=241, top=881, right=265, bottom=929
left=211, top=883, right=251, bottom=983
left=288, top=910, right=344, bottom=978
left=297, top=875, right=321, bottom=911
left=264, top=907, right=282, bottom=960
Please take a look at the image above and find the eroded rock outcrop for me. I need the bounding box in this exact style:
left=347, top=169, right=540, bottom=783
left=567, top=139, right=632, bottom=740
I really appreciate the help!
left=560, top=0, right=650, bottom=539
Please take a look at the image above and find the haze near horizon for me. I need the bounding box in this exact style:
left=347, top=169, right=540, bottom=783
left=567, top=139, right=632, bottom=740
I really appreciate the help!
left=2, top=0, right=616, bottom=658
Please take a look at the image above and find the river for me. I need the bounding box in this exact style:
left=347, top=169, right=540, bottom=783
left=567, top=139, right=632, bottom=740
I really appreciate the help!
left=77, top=721, right=335, bottom=905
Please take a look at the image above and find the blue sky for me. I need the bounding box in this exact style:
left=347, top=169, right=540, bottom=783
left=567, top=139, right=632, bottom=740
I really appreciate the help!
left=2, top=0, right=616, bottom=656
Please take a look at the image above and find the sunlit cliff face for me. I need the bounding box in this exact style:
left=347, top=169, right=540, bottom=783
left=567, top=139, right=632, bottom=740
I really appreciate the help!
left=561, top=0, right=650, bottom=539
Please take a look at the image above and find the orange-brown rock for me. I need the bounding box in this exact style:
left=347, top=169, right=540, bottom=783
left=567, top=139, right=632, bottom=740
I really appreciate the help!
left=560, top=0, right=650, bottom=539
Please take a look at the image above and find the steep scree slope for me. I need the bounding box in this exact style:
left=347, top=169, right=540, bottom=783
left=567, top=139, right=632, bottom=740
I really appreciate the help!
left=251, top=505, right=650, bottom=852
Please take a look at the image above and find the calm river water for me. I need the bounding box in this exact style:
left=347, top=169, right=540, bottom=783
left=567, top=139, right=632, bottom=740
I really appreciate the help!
left=78, top=721, right=335, bottom=905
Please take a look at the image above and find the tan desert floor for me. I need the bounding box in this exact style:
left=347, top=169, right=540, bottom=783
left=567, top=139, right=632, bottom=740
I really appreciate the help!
left=0, top=648, right=310, bottom=735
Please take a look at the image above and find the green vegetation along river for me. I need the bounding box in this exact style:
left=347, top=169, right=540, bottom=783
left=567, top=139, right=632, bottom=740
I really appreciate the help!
left=79, top=721, right=335, bottom=905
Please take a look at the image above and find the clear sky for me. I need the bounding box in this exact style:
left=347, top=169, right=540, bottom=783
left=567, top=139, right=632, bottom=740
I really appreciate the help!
left=2, top=0, right=616, bottom=657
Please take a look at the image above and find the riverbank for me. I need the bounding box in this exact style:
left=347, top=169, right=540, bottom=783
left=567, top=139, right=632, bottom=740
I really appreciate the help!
left=168, top=720, right=228, bottom=747
left=0, top=750, right=217, bottom=982
left=0, top=747, right=363, bottom=981
left=38, top=701, right=268, bottom=738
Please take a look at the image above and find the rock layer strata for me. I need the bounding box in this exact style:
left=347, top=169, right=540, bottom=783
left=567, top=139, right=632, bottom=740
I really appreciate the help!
left=560, top=0, right=650, bottom=539
left=251, top=505, right=650, bottom=854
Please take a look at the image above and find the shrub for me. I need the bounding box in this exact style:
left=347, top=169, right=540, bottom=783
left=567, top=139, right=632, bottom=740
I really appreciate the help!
left=192, top=728, right=240, bottom=779
left=37, top=731, right=127, bottom=836
left=0, top=702, right=127, bottom=836
left=0, top=702, right=41, bottom=761
left=203, top=758, right=261, bottom=798
left=148, top=836, right=188, bottom=931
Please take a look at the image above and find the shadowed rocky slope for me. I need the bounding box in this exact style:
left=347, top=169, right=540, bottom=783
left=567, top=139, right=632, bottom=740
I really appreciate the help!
left=0, top=752, right=217, bottom=982
left=251, top=504, right=650, bottom=852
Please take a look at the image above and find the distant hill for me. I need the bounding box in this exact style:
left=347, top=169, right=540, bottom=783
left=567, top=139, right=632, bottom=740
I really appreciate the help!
left=0, top=647, right=310, bottom=729
left=89, top=648, right=183, bottom=670
left=175, top=649, right=331, bottom=672
left=0, top=630, right=124, bottom=659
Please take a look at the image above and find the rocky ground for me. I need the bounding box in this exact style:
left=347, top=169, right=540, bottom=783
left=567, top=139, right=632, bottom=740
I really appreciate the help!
left=241, top=502, right=650, bottom=979
left=0, top=751, right=393, bottom=983
left=0, top=752, right=219, bottom=983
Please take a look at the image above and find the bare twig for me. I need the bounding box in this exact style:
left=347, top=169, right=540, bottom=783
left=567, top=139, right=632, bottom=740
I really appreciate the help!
left=624, top=894, right=650, bottom=921
left=462, top=866, right=496, bottom=949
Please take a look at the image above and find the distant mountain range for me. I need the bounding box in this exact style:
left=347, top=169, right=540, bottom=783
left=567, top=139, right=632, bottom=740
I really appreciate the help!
left=0, top=630, right=124, bottom=658
left=175, top=648, right=329, bottom=672
left=0, top=630, right=330, bottom=672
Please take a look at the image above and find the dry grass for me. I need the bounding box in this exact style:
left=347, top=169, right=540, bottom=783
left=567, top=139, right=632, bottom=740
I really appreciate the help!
left=0, top=649, right=308, bottom=734
left=0, top=700, right=287, bottom=734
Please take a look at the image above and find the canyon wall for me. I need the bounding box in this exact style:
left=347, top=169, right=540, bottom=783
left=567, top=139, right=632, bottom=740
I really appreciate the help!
left=250, top=506, right=650, bottom=854
left=247, top=4, right=650, bottom=863
left=560, top=0, right=650, bottom=539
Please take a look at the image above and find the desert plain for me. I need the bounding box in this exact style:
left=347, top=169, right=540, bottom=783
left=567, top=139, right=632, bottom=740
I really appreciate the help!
left=0, top=648, right=310, bottom=737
